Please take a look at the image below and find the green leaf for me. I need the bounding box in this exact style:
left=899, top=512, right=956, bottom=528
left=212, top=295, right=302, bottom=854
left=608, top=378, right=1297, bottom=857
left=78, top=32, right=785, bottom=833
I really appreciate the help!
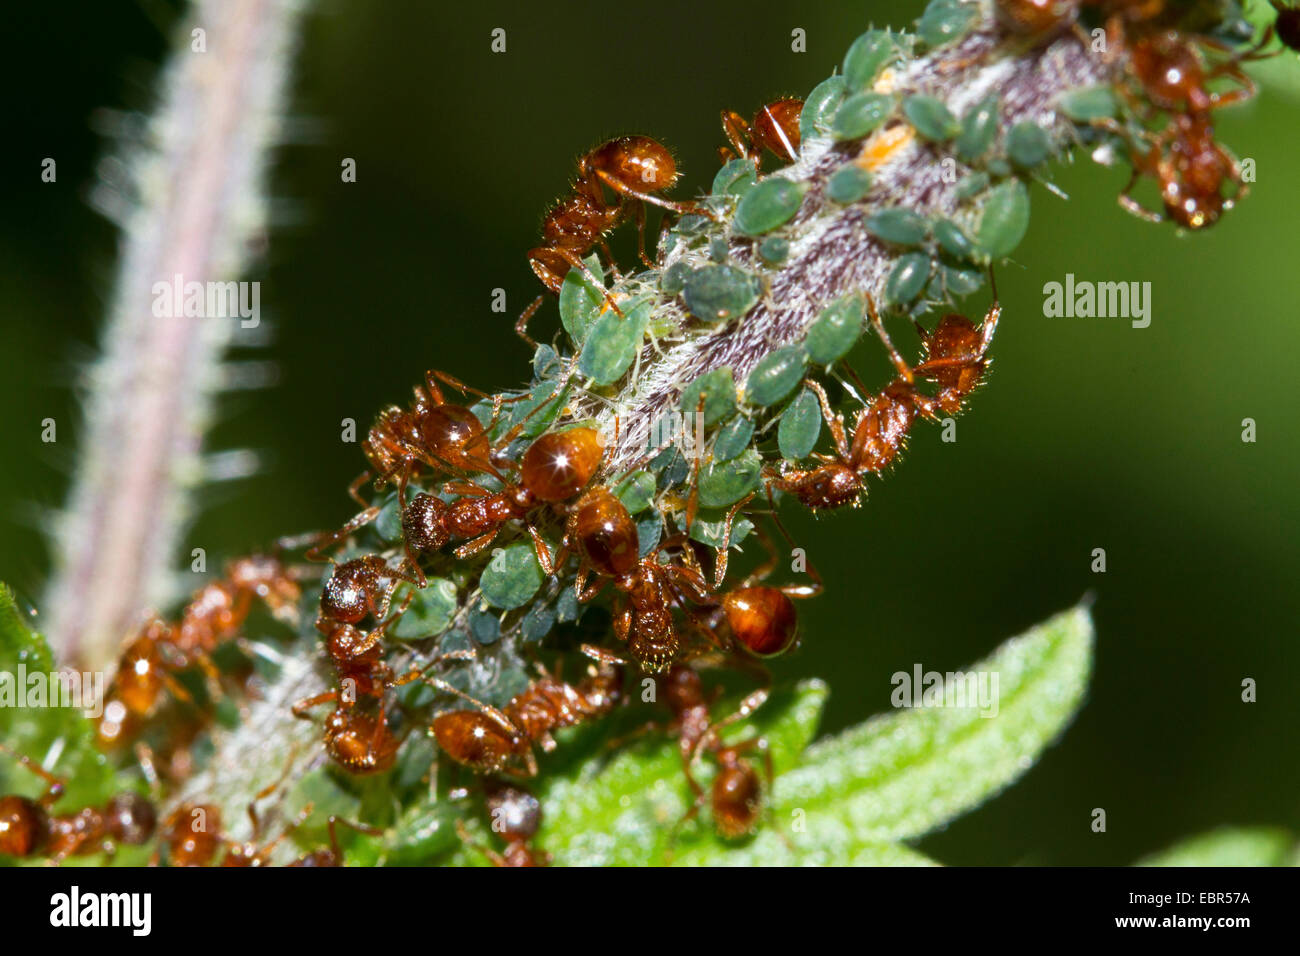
left=776, top=605, right=1093, bottom=842
left=538, top=680, right=830, bottom=866
left=0, top=584, right=116, bottom=811
left=1137, top=827, right=1298, bottom=867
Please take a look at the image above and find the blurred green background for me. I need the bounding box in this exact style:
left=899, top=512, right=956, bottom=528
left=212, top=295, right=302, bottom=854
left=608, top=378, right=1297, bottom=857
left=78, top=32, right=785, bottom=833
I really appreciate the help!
left=2, top=0, right=1297, bottom=864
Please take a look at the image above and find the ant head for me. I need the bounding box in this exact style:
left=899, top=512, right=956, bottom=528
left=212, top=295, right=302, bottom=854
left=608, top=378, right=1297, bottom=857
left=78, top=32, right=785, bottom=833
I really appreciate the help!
left=401, top=493, right=450, bottom=555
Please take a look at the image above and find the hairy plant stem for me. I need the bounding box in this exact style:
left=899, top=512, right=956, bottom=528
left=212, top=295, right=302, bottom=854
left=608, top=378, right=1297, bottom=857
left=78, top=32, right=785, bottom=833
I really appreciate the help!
left=45, top=0, right=308, bottom=671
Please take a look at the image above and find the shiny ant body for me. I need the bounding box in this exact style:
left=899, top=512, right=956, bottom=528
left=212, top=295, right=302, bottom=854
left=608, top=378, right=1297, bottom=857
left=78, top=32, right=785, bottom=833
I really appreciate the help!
left=429, top=662, right=623, bottom=776
left=719, top=98, right=802, bottom=167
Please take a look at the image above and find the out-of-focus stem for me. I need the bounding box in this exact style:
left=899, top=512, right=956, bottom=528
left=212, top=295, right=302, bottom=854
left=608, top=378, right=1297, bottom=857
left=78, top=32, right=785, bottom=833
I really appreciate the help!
left=45, top=0, right=308, bottom=669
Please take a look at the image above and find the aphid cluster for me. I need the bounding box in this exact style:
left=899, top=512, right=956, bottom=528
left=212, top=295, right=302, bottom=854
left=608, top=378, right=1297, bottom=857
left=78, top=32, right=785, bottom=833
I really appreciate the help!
left=7, top=0, right=1267, bottom=866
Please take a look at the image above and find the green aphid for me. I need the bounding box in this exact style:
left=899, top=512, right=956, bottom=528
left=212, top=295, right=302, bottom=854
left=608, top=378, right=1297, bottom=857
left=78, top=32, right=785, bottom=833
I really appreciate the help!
left=577, top=297, right=651, bottom=385
left=660, top=260, right=690, bottom=295
left=940, top=263, right=985, bottom=297
left=690, top=513, right=754, bottom=549
left=917, top=0, right=978, bottom=49
left=903, top=94, right=960, bottom=142
left=842, top=30, right=901, bottom=92
left=975, top=178, right=1031, bottom=260
left=778, top=387, right=823, bottom=460
left=479, top=541, right=544, bottom=610
left=933, top=218, right=975, bottom=260
left=468, top=610, right=501, bottom=645
left=865, top=207, right=929, bottom=246
left=520, top=602, right=556, bottom=644
left=805, top=295, right=864, bottom=364
left=557, top=253, right=606, bottom=346
left=827, top=164, right=873, bottom=204
left=955, top=93, right=1000, bottom=164
left=683, top=264, right=760, bottom=323
left=698, top=448, right=763, bottom=508
left=712, top=415, right=755, bottom=462
left=745, top=345, right=808, bottom=406
left=733, top=177, right=807, bottom=236
left=832, top=92, right=894, bottom=142
left=680, top=367, right=738, bottom=426
left=390, top=578, right=459, bottom=639
left=759, top=236, right=790, bottom=265
left=800, top=75, right=847, bottom=141
left=712, top=157, right=759, bottom=197
left=886, top=252, right=933, bottom=305
left=613, top=470, right=656, bottom=514
left=1006, top=121, right=1051, bottom=168
left=955, top=171, right=991, bottom=201
left=637, top=514, right=663, bottom=559
left=1057, top=86, right=1119, bottom=122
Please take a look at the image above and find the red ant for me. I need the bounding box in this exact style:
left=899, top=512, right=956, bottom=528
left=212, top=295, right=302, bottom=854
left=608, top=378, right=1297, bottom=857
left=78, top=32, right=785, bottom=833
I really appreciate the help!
left=402, top=425, right=606, bottom=573
left=518, top=135, right=705, bottom=346
left=456, top=784, right=551, bottom=866
left=1116, top=110, right=1244, bottom=228
left=96, top=555, right=301, bottom=747
left=767, top=296, right=999, bottom=511
left=355, top=369, right=506, bottom=510
left=0, top=745, right=157, bottom=862
left=655, top=666, right=774, bottom=840
left=428, top=661, right=623, bottom=777
left=561, top=485, right=720, bottom=673
left=719, top=98, right=802, bottom=167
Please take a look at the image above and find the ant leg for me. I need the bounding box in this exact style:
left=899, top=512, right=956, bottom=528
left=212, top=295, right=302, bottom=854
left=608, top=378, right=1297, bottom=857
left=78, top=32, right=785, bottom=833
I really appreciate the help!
left=633, top=202, right=653, bottom=269
left=692, top=688, right=771, bottom=767
left=303, top=507, right=381, bottom=562
left=516, top=296, right=543, bottom=348
left=455, top=819, right=509, bottom=867
left=291, top=690, right=339, bottom=719
left=713, top=493, right=757, bottom=589
left=803, top=378, right=851, bottom=460
left=525, top=524, right=555, bottom=575
left=866, top=296, right=915, bottom=385
left=550, top=247, right=625, bottom=317
left=453, top=529, right=499, bottom=560
left=580, top=643, right=633, bottom=667
left=592, top=170, right=715, bottom=220
left=347, top=471, right=373, bottom=507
